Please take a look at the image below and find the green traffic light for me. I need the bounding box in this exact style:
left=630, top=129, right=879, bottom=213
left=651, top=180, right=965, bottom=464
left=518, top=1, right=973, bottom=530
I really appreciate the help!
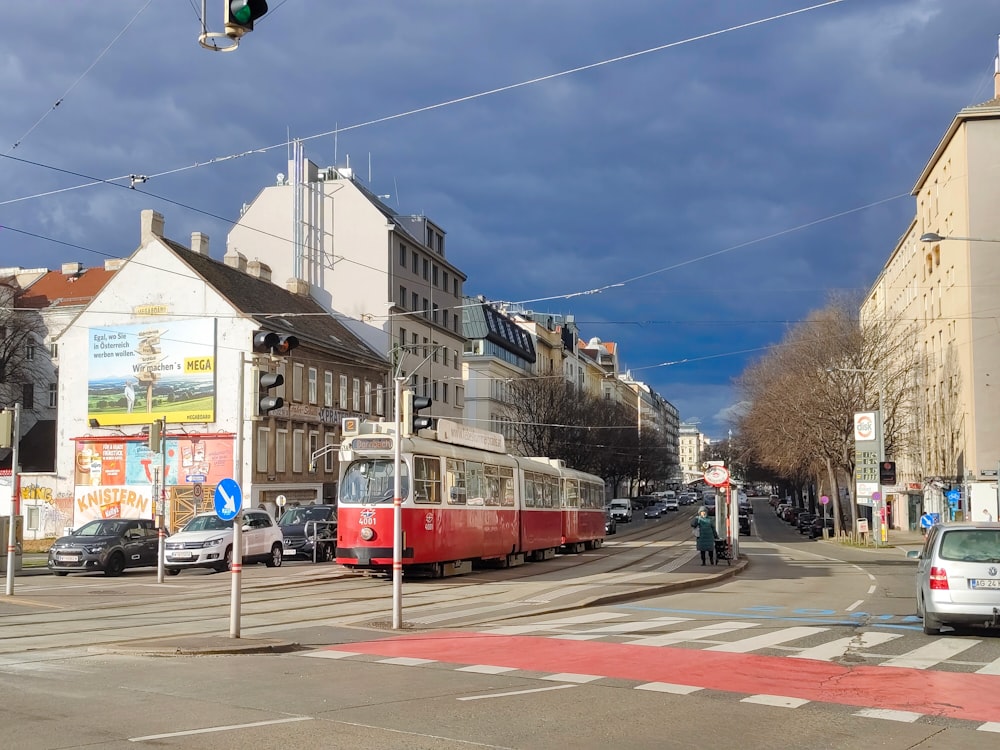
left=231, top=1, right=251, bottom=24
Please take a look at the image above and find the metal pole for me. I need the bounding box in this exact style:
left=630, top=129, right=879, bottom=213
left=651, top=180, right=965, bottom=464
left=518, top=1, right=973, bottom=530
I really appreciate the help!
left=392, top=375, right=404, bottom=629
left=876, top=377, right=885, bottom=547
left=230, top=511, right=242, bottom=638
left=154, top=465, right=163, bottom=584
left=5, top=403, right=20, bottom=596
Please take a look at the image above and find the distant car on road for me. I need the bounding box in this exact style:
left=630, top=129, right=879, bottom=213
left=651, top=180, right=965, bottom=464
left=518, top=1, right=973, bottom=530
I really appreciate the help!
left=662, top=497, right=679, bottom=512
left=644, top=505, right=662, bottom=519
left=48, top=518, right=160, bottom=576
left=608, top=499, right=633, bottom=523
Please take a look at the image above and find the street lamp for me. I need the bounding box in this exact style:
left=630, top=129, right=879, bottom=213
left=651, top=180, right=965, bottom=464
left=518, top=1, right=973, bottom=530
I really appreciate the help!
left=919, top=232, right=1000, bottom=243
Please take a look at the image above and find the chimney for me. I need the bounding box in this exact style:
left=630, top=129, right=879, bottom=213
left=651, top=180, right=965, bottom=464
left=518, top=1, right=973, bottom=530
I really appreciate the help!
left=286, top=277, right=309, bottom=296
left=104, top=259, right=125, bottom=271
left=140, top=209, right=164, bottom=244
left=190, top=232, right=210, bottom=256
left=61, top=262, right=84, bottom=276
left=247, top=260, right=271, bottom=282
left=223, top=249, right=247, bottom=271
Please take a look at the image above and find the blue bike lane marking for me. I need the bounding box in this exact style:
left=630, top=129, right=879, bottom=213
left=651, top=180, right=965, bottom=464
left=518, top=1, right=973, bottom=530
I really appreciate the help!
left=613, top=603, right=923, bottom=630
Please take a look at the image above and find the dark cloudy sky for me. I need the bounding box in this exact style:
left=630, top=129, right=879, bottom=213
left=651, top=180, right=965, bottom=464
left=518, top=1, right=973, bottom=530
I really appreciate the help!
left=1, top=1, right=997, bottom=439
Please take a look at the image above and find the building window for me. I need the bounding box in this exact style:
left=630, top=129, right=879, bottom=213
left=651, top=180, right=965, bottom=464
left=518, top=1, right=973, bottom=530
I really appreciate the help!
left=49, top=342, right=58, bottom=359
left=256, top=427, right=269, bottom=473
left=25, top=342, right=35, bottom=361
left=399, top=243, right=407, bottom=267
left=309, top=432, right=318, bottom=470
left=442, top=310, right=448, bottom=329
left=292, top=430, right=304, bottom=473
left=22, top=383, right=33, bottom=409
left=275, top=430, right=287, bottom=473
left=399, top=285, right=407, bottom=309
left=308, top=367, right=317, bottom=404
left=422, top=298, right=429, bottom=319
left=339, top=374, right=348, bottom=408
left=453, top=279, right=459, bottom=297
left=432, top=264, right=439, bottom=286
left=423, top=258, right=429, bottom=280
left=26, top=506, right=39, bottom=531
left=277, top=363, right=287, bottom=399
left=352, top=377, right=361, bottom=410
left=324, top=372, right=333, bottom=407
left=399, top=327, right=407, bottom=350
left=364, top=381, right=372, bottom=413
left=292, top=363, right=304, bottom=402
left=412, top=292, right=419, bottom=312
left=432, top=303, right=439, bottom=324
left=442, top=382, right=449, bottom=404
left=442, top=271, right=448, bottom=291
left=48, top=382, right=57, bottom=408
left=376, top=383, right=384, bottom=415
left=412, top=250, right=418, bottom=273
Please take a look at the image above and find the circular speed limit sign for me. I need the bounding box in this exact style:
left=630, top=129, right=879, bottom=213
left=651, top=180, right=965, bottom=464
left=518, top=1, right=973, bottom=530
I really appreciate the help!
left=703, top=465, right=730, bottom=487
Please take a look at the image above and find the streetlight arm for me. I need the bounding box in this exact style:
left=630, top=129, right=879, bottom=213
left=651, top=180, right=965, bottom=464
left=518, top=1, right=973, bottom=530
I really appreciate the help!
left=920, top=232, right=1000, bottom=243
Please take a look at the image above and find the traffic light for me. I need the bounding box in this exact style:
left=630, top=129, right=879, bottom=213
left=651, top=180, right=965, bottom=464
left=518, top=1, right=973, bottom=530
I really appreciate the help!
left=401, top=390, right=433, bottom=436
left=879, top=461, right=897, bottom=485
left=225, top=0, right=268, bottom=38
left=252, top=330, right=299, bottom=357
left=258, top=370, right=284, bottom=415
left=0, top=410, right=12, bottom=449
left=149, top=420, right=162, bottom=453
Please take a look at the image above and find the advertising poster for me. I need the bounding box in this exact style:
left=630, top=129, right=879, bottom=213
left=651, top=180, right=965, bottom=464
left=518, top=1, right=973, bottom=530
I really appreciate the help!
left=87, top=319, right=216, bottom=426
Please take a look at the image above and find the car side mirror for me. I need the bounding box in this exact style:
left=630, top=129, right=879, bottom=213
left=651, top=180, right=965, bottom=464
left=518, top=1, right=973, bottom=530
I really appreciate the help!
left=905, top=549, right=921, bottom=559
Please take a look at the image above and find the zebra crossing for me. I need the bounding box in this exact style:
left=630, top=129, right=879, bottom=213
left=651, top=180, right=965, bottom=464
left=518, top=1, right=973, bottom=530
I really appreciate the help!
left=473, top=611, right=1000, bottom=673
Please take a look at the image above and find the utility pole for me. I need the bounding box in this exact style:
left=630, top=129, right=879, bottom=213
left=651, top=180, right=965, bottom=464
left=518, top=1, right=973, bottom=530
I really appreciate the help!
left=4, top=403, right=20, bottom=596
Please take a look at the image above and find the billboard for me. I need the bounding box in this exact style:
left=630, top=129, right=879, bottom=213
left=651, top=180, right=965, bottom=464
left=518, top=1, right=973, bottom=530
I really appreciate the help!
left=87, top=319, right=216, bottom=425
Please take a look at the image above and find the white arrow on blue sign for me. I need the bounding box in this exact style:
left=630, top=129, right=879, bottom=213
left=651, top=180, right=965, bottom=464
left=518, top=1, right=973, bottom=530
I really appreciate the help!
left=215, top=477, right=243, bottom=521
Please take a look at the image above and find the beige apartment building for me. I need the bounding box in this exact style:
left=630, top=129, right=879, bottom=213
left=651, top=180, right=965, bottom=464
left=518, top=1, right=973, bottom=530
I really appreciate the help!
left=862, top=51, right=1000, bottom=527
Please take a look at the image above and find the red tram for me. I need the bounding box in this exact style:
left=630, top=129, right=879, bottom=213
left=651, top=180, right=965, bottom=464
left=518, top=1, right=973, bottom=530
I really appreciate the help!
left=335, top=418, right=606, bottom=577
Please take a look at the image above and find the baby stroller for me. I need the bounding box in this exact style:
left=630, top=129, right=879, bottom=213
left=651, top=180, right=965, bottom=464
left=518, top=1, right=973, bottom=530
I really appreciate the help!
left=714, top=538, right=732, bottom=566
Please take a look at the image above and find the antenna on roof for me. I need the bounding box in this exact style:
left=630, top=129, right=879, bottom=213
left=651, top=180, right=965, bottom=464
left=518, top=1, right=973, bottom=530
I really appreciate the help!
left=334, top=122, right=338, bottom=167
left=393, top=176, right=400, bottom=208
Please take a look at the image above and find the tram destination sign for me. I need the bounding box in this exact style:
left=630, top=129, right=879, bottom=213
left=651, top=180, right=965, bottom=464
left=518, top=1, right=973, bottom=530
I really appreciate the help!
left=351, top=437, right=394, bottom=452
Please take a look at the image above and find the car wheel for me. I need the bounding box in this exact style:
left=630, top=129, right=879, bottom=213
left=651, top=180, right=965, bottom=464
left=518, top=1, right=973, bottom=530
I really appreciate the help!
left=52, top=571, right=68, bottom=576
left=317, top=542, right=334, bottom=563
left=922, top=600, right=943, bottom=636
left=166, top=568, right=180, bottom=576
left=104, top=552, right=126, bottom=577
left=266, top=542, right=283, bottom=568
left=214, top=546, right=233, bottom=573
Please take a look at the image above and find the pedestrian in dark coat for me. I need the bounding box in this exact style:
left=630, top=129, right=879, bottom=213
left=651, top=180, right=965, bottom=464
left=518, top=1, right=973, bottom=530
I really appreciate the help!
left=691, top=508, right=718, bottom=565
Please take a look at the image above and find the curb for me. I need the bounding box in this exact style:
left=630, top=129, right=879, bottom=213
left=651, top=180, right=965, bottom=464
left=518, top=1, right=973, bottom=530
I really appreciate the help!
left=92, top=636, right=301, bottom=656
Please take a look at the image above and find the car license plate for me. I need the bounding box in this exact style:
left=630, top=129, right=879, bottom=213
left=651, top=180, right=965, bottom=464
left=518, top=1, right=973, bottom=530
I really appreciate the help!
left=56, top=554, right=79, bottom=562
left=283, top=548, right=297, bottom=556
left=970, top=579, right=1000, bottom=589
left=169, top=553, right=194, bottom=561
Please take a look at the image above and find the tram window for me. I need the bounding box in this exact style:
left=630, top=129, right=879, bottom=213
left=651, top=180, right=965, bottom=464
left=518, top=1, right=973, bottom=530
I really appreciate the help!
left=484, top=465, right=501, bottom=506
left=339, top=459, right=408, bottom=504
left=564, top=479, right=580, bottom=508
left=413, top=455, right=441, bottom=504
left=500, top=468, right=515, bottom=506
left=446, top=459, right=466, bottom=505
left=542, top=476, right=556, bottom=509
left=467, top=461, right=484, bottom=505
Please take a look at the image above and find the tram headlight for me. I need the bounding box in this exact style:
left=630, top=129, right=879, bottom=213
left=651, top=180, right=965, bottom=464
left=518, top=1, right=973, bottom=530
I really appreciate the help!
left=360, top=527, right=375, bottom=542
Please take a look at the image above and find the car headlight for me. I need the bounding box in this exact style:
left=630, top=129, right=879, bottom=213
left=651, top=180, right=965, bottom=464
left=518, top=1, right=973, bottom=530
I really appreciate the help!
left=204, top=537, right=224, bottom=547
left=85, top=543, right=108, bottom=554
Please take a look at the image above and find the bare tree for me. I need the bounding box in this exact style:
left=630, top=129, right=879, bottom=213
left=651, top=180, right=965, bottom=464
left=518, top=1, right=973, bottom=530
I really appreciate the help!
left=0, top=279, right=46, bottom=411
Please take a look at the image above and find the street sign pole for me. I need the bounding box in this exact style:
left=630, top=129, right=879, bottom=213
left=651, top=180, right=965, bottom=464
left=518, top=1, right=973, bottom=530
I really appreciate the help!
left=215, top=477, right=243, bottom=638
left=4, top=403, right=20, bottom=597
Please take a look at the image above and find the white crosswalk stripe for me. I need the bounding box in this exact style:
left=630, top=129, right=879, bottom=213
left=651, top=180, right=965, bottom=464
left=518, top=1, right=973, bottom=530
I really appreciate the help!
left=706, top=626, right=827, bottom=653
left=790, top=631, right=901, bottom=661
left=627, top=621, right=759, bottom=647
left=879, top=638, right=981, bottom=669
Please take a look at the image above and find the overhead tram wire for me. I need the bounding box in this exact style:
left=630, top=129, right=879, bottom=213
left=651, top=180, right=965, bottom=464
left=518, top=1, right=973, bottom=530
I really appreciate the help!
left=1, top=1, right=846, bottom=205
left=7, top=0, right=154, bottom=153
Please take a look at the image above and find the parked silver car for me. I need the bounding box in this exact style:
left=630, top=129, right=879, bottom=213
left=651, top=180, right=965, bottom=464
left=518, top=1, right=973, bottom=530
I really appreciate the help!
left=906, top=523, right=1000, bottom=635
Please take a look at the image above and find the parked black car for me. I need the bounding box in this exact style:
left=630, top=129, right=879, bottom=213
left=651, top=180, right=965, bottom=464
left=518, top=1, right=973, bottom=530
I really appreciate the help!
left=809, top=517, right=835, bottom=539
left=278, top=504, right=337, bottom=562
left=796, top=513, right=818, bottom=533
left=48, top=518, right=160, bottom=576
left=738, top=513, right=752, bottom=536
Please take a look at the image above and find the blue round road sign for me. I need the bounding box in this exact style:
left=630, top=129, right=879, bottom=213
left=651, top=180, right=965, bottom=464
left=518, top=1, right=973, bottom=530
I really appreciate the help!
left=214, top=477, right=243, bottom=521
left=946, top=489, right=961, bottom=503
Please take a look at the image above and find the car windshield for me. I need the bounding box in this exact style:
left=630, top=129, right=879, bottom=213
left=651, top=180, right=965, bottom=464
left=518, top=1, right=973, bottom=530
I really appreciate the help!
left=939, top=529, right=1000, bottom=562
left=73, top=520, right=126, bottom=537
left=181, top=515, right=232, bottom=533
left=339, top=459, right=409, bottom=505
left=278, top=506, right=334, bottom=525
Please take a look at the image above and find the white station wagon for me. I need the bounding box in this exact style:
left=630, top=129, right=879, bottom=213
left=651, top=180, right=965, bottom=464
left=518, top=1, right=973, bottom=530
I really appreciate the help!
left=164, top=510, right=284, bottom=574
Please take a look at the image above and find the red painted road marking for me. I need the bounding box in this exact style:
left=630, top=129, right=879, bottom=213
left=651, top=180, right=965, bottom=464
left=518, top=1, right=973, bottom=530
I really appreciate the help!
left=333, top=632, right=1000, bottom=723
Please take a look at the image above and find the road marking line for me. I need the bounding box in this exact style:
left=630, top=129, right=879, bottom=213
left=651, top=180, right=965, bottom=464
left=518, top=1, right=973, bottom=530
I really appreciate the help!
left=457, top=684, right=576, bottom=701
left=976, top=657, right=1000, bottom=675
left=541, top=673, right=602, bottom=683
left=130, top=717, right=312, bottom=742
left=978, top=722, right=1000, bottom=733
left=301, top=649, right=360, bottom=659
left=487, top=612, right=626, bottom=635
left=378, top=656, right=436, bottom=666
left=742, top=694, right=810, bottom=708
left=853, top=708, right=922, bottom=722
left=457, top=664, right=518, bottom=674
left=635, top=682, right=702, bottom=694
left=790, top=632, right=901, bottom=661
left=629, top=621, right=757, bottom=647
left=879, top=639, right=980, bottom=670
left=867, top=585, right=876, bottom=594
left=845, top=599, right=864, bottom=611
left=706, top=626, right=826, bottom=653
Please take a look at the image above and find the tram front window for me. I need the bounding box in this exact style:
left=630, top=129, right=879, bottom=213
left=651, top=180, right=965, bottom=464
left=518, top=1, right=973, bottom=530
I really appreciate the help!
left=339, top=459, right=409, bottom=504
